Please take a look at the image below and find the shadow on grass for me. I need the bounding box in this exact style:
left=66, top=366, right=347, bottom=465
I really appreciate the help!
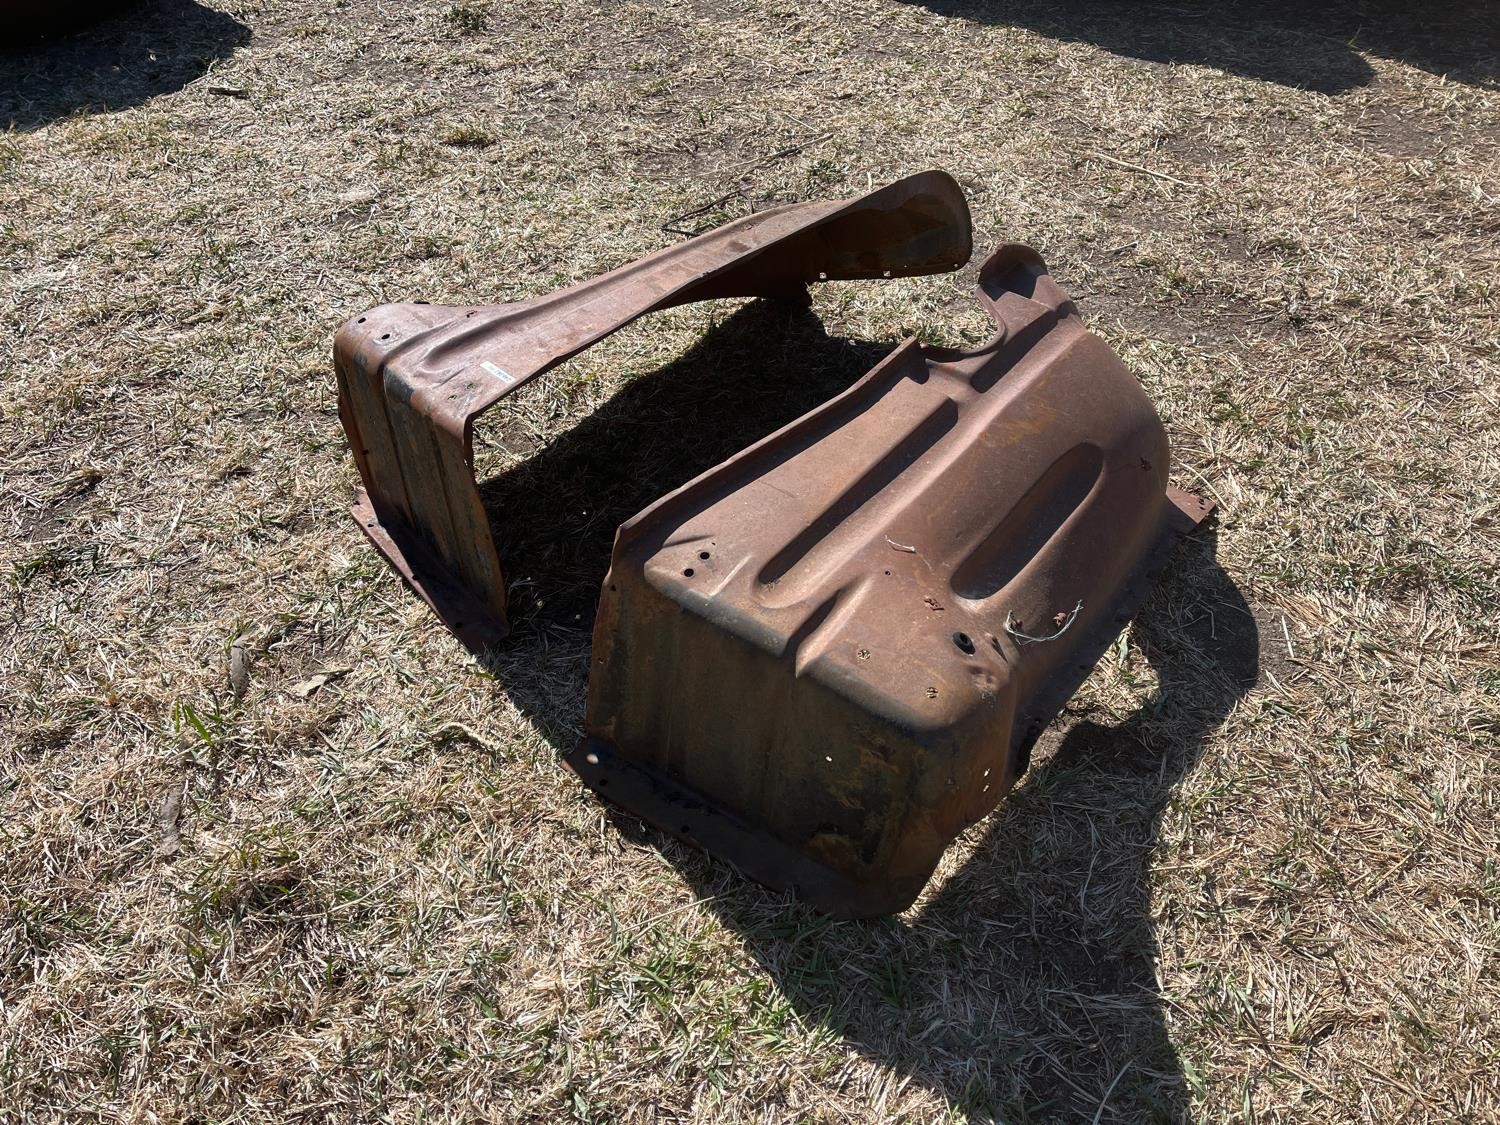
left=907, top=0, right=1497, bottom=93
left=481, top=299, right=1259, bottom=1121
left=662, top=529, right=1256, bottom=1122
left=1, top=0, right=250, bottom=132
left=477, top=299, right=889, bottom=649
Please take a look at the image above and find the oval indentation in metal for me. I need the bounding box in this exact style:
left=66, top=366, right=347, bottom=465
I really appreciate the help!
left=950, top=443, right=1103, bottom=601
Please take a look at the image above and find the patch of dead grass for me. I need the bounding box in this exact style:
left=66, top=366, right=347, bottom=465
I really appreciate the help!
left=2, top=0, right=1498, bottom=1121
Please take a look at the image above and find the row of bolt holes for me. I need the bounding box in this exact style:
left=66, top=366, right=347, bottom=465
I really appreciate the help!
left=683, top=557, right=901, bottom=584
left=356, top=309, right=478, bottom=324
left=677, top=567, right=1112, bottom=672
left=682, top=549, right=1126, bottom=701
left=355, top=317, right=395, bottom=343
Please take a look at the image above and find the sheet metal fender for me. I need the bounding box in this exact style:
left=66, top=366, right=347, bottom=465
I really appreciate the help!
left=334, top=171, right=973, bottom=649
left=568, top=244, right=1210, bottom=917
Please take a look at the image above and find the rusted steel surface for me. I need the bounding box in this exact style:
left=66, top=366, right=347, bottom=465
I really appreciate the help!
left=337, top=172, right=1209, bottom=915
left=569, top=244, right=1211, bottom=917
left=335, top=171, right=972, bottom=649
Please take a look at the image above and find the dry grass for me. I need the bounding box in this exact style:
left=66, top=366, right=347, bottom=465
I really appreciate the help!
left=3, top=0, right=1498, bottom=1121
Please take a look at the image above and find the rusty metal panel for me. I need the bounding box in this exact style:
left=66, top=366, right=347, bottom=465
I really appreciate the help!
left=567, top=244, right=1211, bottom=917
left=335, top=174, right=1209, bottom=915
left=334, top=171, right=972, bottom=648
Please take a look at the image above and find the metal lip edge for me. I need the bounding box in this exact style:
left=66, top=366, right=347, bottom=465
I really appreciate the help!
left=351, top=490, right=509, bottom=652
left=563, top=737, right=927, bottom=919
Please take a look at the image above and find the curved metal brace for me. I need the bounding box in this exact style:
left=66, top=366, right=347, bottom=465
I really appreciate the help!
left=334, top=171, right=973, bottom=648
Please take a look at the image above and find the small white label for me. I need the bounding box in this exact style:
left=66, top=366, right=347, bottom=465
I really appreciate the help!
left=480, top=360, right=517, bottom=385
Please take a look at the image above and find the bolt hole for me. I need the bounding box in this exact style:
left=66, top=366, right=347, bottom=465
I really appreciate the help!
left=882, top=269, right=891, bottom=277
left=683, top=568, right=694, bottom=577
left=380, top=333, right=390, bottom=340
left=598, top=779, right=608, bottom=787
left=818, top=271, right=828, bottom=280
left=699, top=551, right=710, bottom=560
left=883, top=569, right=892, bottom=576
left=585, top=752, right=599, bottom=766
left=953, top=632, right=975, bottom=655
left=357, top=317, right=366, bottom=323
